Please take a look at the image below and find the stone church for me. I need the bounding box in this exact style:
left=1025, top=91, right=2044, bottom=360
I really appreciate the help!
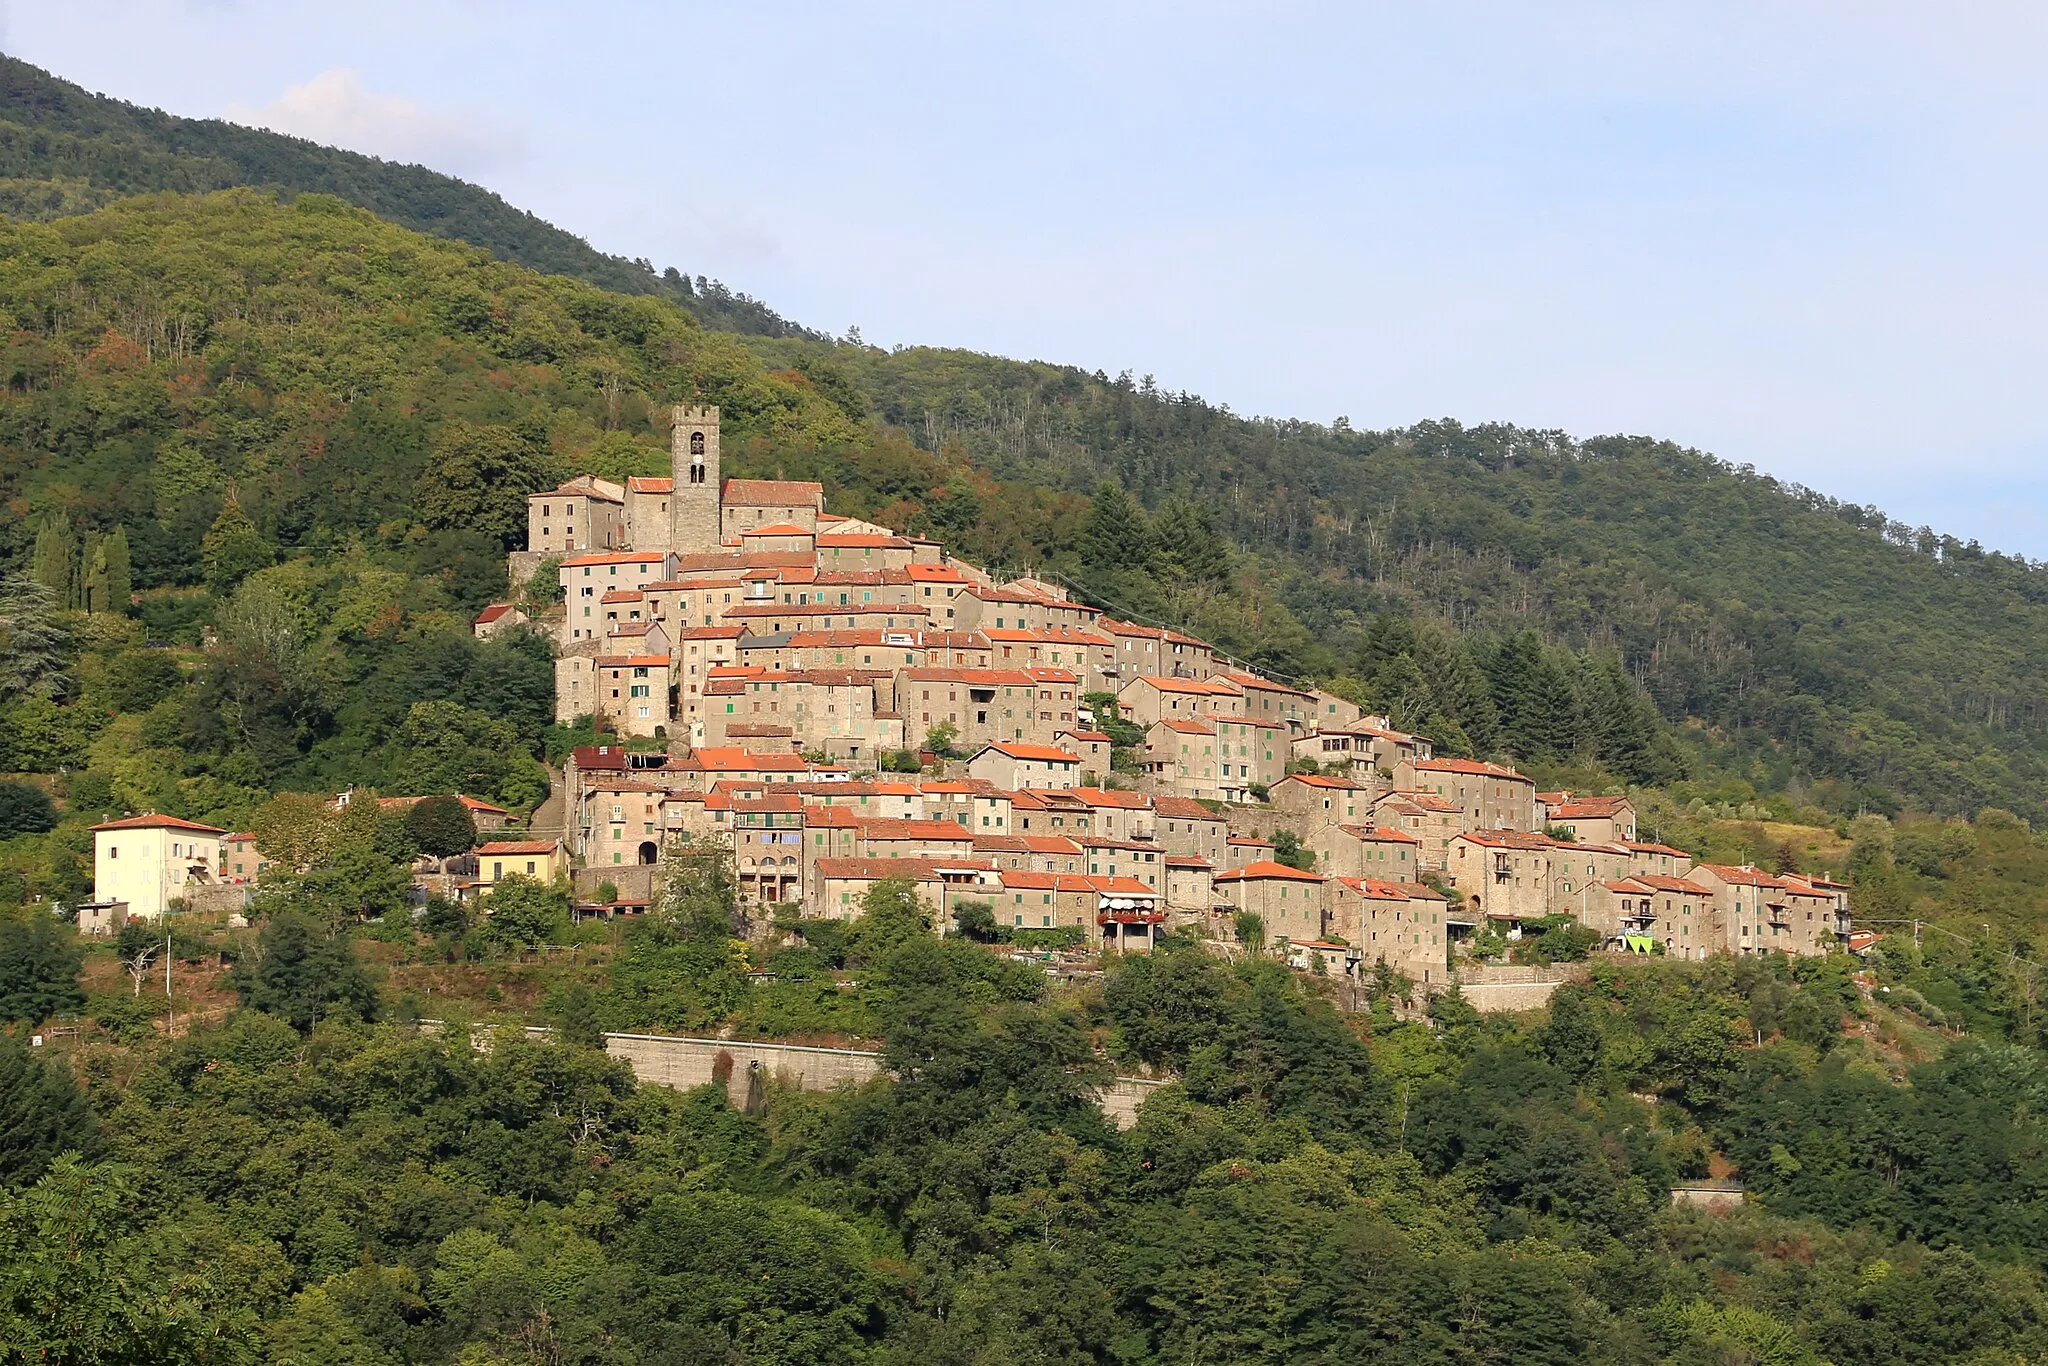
left=524, top=404, right=825, bottom=557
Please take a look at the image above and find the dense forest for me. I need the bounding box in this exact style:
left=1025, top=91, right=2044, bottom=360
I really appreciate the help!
left=8, top=838, right=2048, bottom=1364
left=0, top=54, right=814, bottom=339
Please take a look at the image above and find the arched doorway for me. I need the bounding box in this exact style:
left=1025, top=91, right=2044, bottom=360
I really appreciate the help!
left=638, top=841, right=658, bottom=865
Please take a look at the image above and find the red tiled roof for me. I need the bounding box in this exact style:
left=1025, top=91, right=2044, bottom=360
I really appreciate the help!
left=627, top=476, right=673, bottom=493
left=815, top=857, right=996, bottom=879
left=977, top=742, right=1081, bottom=764
left=742, top=523, right=814, bottom=536
left=477, top=840, right=560, bottom=855
left=1413, top=758, right=1529, bottom=779
left=1215, top=860, right=1326, bottom=883
left=1336, top=824, right=1422, bottom=844
left=90, top=814, right=228, bottom=834
left=473, top=603, right=516, bottom=626
left=722, top=478, right=824, bottom=505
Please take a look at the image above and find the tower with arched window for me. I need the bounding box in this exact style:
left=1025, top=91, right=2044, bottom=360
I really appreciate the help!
left=669, top=403, right=721, bottom=552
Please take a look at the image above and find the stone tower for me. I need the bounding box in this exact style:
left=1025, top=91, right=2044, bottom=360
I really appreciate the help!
left=669, top=404, right=721, bottom=553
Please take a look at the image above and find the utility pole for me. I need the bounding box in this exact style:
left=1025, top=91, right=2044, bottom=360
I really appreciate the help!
left=164, top=929, right=174, bottom=1036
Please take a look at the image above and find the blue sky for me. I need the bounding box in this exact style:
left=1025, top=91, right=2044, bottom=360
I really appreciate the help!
left=10, top=1, right=2048, bottom=555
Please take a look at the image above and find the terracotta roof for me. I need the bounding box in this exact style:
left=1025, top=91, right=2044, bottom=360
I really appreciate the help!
left=1215, top=860, right=1326, bottom=883
left=627, top=475, right=673, bottom=493
left=1336, top=823, right=1422, bottom=844
left=478, top=840, right=560, bottom=855
left=976, top=742, right=1081, bottom=764
left=1632, top=875, right=1712, bottom=894
left=561, top=551, right=669, bottom=567
left=1156, top=718, right=1216, bottom=735
left=1070, top=786, right=1148, bottom=808
left=1625, top=841, right=1693, bottom=858
left=973, top=834, right=1085, bottom=854
left=721, top=478, right=824, bottom=505
left=473, top=603, right=517, bottom=626
left=90, top=814, right=228, bottom=834
left=1130, top=675, right=1243, bottom=695
left=1694, top=864, right=1787, bottom=888
left=1166, top=855, right=1212, bottom=868
left=1152, top=796, right=1223, bottom=820
left=1059, top=729, right=1116, bottom=743
left=742, top=523, right=814, bottom=536
left=1551, top=796, right=1634, bottom=820
left=815, top=857, right=997, bottom=880
left=1278, top=774, right=1361, bottom=790
left=816, top=534, right=911, bottom=549
left=1412, top=758, right=1527, bottom=779
left=683, top=748, right=812, bottom=772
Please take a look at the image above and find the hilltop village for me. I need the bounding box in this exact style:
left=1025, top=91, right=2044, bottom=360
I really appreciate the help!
left=89, top=404, right=1855, bottom=988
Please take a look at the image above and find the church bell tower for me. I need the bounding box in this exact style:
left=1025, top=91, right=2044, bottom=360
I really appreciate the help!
left=669, top=404, right=721, bottom=553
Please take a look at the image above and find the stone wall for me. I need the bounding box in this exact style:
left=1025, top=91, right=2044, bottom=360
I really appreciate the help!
left=574, top=865, right=663, bottom=903
left=603, top=1030, right=1164, bottom=1127
left=1450, top=962, right=1586, bottom=1012
left=604, top=1033, right=883, bottom=1111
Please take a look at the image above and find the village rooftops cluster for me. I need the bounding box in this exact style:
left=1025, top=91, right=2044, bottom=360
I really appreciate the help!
left=441, top=404, right=1866, bottom=977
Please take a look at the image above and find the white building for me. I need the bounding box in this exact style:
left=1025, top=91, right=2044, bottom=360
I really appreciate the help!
left=91, top=814, right=228, bottom=919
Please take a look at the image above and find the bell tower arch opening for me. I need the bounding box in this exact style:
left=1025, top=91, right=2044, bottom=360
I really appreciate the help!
left=669, top=404, right=721, bottom=551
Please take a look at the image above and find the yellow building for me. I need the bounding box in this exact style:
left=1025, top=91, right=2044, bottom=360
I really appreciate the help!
left=91, top=814, right=228, bottom=919
left=474, top=839, right=567, bottom=890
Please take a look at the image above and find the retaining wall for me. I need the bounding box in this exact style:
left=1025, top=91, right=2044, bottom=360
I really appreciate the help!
left=603, top=1031, right=1164, bottom=1127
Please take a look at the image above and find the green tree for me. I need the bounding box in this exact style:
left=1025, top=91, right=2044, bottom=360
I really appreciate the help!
left=1080, top=480, right=1153, bottom=574
left=481, top=875, right=568, bottom=948
left=0, top=1031, right=99, bottom=1189
left=83, top=526, right=131, bottom=616
left=554, top=982, right=605, bottom=1049
left=0, top=784, right=56, bottom=839
left=0, top=916, right=84, bottom=1025
left=29, top=518, right=72, bottom=605
left=0, top=1157, right=256, bottom=1364
left=199, top=491, right=275, bottom=593
left=404, top=794, right=478, bottom=859
left=1272, top=829, right=1315, bottom=871
left=231, top=911, right=380, bottom=1031
left=0, top=575, right=71, bottom=701
left=414, top=422, right=561, bottom=548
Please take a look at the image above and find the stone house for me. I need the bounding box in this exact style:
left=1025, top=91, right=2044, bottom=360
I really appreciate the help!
left=1539, top=793, right=1638, bottom=844
left=1213, top=861, right=1329, bottom=944
left=1393, top=758, right=1538, bottom=832
left=810, top=857, right=1000, bottom=921
left=1058, top=729, right=1116, bottom=781
left=473, top=603, right=528, bottom=640
left=1152, top=796, right=1228, bottom=867
left=562, top=552, right=676, bottom=642
left=720, top=477, right=826, bottom=539
left=894, top=667, right=1048, bottom=751
left=1328, top=877, right=1450, bottom=989
left=1117, top=675, right=1244, bottom=727
left=967, top=742, right=1083, bottom=791
left=527, top=475, right=625, bottom=555
left=1267, top=774, right=1371, bottom=826
left=1311, top=824, right=1424, bottom=882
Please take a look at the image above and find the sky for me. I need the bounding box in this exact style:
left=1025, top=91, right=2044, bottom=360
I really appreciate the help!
left=9, top=1, right=2048, bottom=555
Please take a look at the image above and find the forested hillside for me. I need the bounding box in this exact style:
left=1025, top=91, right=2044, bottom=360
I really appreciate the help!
left=0, top=54, right=814, bottom=338
left=9, top=854, right=2048, bottom=1363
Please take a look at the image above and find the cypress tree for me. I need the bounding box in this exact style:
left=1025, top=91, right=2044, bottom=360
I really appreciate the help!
left=96, top=526, right=132, bottom=615
left=30, top=518, right=72, bottom=604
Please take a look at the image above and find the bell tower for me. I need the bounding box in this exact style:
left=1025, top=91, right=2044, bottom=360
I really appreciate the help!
left=669, top=404, right=721, bottom=553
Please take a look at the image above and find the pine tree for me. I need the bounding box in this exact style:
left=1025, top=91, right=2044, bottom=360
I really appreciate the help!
left=1487, top=632, right=1547, bottom=760
left=0, top=574, right=71, bottom=700
left=1080, top=482, right=1153, bottom=574
left=1154, top=498, right=1229, bottom=584
left=1418, top=626, right=1498, bottom=754
left=200, top=490, right=274, bottom=593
